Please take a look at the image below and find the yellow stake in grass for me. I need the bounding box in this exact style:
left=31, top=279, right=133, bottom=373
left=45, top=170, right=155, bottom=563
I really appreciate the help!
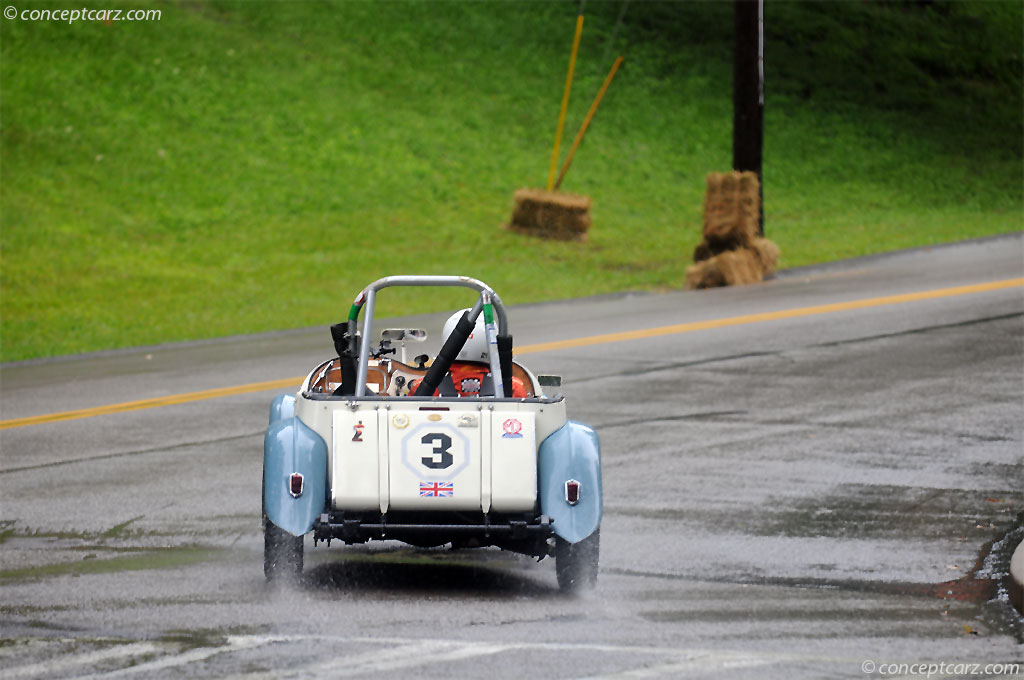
left=555, top=55, right=624, bottom=191
left=547, top=13, right=584, bottom=192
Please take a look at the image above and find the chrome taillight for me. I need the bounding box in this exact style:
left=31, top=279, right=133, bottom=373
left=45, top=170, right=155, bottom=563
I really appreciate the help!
left=565, top=479, right=581, bottom=506
left=289, top=473, right=304, bottom=498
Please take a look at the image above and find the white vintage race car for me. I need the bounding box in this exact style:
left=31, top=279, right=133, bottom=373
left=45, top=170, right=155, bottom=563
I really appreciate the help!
left=262, top=276, right=602, bottom=592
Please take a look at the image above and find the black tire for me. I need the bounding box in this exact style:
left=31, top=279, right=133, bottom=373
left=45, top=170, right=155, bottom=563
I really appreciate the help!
left=264, top=517, right=303, bottom=582
left=555, top=529, right=599, bottom=593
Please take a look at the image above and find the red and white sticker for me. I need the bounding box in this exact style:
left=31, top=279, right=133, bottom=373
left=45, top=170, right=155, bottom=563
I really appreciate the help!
left=502, top=418, right=523, bottom=439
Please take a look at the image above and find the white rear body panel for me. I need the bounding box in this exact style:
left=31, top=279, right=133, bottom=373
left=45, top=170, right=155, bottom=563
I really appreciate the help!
left=295, top=396, right=565, bottom=514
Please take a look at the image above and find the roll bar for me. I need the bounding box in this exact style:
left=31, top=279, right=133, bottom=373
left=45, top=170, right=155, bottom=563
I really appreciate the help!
left=347, top=276, right=511, bottom=398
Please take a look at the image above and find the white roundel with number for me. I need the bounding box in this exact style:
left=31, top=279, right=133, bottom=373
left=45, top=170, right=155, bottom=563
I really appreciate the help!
left=401, top=423, right=471, bottom=481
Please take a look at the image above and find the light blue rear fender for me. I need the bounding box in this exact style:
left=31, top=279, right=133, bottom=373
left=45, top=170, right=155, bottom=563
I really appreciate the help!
left=269, top=393, right=295, bottom=426
left=263, top=416, right=327, bottom=537
left=539, top=421, right=603, bottom=544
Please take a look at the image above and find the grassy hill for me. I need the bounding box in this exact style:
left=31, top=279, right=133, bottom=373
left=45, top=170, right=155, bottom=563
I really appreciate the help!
left=1, top=0, right=1021, bottom=361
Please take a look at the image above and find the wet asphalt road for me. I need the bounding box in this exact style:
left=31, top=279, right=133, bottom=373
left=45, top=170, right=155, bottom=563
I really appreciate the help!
left=1, top=235, right=1023, bottom=678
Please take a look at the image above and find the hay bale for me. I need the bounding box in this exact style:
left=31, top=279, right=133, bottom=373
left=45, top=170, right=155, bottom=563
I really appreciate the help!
left=693, top=241, right=713, bottom=263
left=705, top=215, right=757, bottom=250
left=702, top=171, right=759, bottom=250
left=686, top=171, right=780, bottom=290
left=686, top=247, right=769, bottom=290
left=507, top=188, right=591, bottom=242
left=716, top=248, right=763, bottom=286
left=750, top=237, right=780, bottom=276
left=685, top=259, right=725, bottom=289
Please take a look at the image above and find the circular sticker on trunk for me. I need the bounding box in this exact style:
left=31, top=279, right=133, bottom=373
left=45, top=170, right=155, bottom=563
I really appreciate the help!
left=502, top=418, right=523, bottom=439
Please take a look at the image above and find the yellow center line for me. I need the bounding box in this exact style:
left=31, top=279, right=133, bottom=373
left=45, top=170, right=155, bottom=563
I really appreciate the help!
left=2, top=277, right=1021, bottom=430
left=0, top=377, right=305, bottom=430
left=514, top=277, right=1024, bottom=355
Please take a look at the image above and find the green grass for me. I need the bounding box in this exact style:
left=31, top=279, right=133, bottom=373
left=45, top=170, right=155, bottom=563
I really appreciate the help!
left=2, top=0, right=1021, bottom=361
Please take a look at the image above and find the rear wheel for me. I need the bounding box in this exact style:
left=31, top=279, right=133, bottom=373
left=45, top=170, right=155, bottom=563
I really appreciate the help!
left=555, top=529, right=599, bottom=593
left=263, top=518, right=303, bottom=582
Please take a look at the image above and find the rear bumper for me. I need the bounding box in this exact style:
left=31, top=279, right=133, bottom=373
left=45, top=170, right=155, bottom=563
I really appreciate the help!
left=313, top=511, right=553, bottom=547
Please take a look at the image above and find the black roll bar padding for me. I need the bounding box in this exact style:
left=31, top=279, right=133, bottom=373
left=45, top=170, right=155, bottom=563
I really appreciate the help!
left=497, top=334, right=514, bottom=397
left=330, top=322, right=349, bottom=357
left=330, top=321, right=356, bottom=395
left=337, top=354, right=356, bottom=396
left=414, top=310, right=474, bottom=397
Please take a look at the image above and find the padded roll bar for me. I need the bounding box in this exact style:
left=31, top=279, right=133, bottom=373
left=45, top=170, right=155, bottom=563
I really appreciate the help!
left=347, top=276, right=510, bottom=398
left=414, top=307, right=477, bottom=397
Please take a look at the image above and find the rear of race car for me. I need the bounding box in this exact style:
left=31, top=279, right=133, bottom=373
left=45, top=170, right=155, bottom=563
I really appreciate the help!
left=261, top=274, right=602, bottom=590
left=262, top=391, right=602, bottom=589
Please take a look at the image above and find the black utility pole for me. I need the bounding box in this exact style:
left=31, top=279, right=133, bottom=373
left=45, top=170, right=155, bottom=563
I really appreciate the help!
left=733, top=0, right=764, bottom=235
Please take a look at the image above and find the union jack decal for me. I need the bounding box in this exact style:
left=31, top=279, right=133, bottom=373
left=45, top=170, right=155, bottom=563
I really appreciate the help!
left=419, top=481, right=454, bottom=497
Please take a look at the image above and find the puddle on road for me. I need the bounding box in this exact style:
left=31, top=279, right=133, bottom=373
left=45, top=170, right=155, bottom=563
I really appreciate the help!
left=639, top=605, right=974, bottom=625
left=0, top=544, right=224, bottom=582
left=618, top=516, right=1024, bottom=640
left=612, top=485, right=1020, bottom=541
left=158, top=625, right=270, bottom=651
left=759, top=485, right=1020, bottom=541
left=0, top=523, right=229, bottom=583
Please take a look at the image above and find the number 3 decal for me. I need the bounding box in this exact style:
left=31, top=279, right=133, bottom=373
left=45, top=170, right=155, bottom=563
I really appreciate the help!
left=421, top=432, right=453, bottom=469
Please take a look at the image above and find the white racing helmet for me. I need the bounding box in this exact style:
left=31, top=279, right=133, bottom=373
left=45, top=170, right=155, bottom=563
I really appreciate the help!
left=442, top=309, right=489, bottom=363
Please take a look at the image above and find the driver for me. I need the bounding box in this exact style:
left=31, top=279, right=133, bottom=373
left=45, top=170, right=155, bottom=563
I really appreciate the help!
left=409, top=310, right=528, bottom=398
